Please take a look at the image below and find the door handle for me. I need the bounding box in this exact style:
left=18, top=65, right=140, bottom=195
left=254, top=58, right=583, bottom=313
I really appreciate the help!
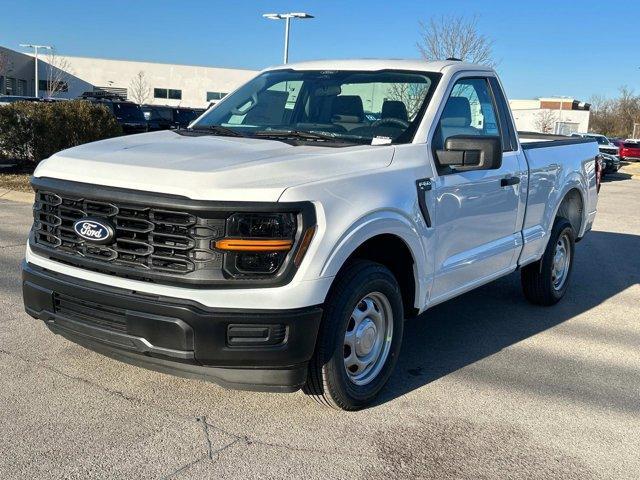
left=500, top=176, right=520, bottom=187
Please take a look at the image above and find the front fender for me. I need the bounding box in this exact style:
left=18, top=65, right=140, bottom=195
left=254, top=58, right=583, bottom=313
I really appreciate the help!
left=319, top=210, right=429, bottom=309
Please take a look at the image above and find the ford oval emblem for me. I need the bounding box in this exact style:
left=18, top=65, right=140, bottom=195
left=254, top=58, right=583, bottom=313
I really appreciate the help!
left=73, top=218, right=115, bottom=244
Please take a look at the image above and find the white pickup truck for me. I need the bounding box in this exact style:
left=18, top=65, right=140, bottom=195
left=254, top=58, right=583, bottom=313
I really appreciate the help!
left=22, top=60, right=599, bottom=410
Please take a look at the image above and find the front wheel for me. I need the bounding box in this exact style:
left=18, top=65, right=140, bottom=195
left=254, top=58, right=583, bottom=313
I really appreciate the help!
left=303, top=260, right=404, bottom=410
left=521, top=217, right=575, bottom=306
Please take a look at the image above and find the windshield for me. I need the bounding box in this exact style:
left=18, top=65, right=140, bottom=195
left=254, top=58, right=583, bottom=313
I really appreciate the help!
left=113, top=102, right=145, bottom=122
left=191, top=70, right=438, bottom=145
left=587, top=134, right=609, bottom=145
left=173, top=108, right=199, bottom=124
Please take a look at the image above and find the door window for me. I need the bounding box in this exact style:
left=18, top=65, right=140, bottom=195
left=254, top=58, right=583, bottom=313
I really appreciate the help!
left=433, top=77, right=501, bottom=152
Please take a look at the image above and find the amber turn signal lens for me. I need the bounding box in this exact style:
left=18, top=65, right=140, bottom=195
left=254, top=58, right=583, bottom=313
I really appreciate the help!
left=294, top=226, right=317, bottom=267
left=214, top=238, right=293, bottom=252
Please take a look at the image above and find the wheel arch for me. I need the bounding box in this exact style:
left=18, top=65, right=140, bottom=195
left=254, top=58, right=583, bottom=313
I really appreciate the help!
left=553, top=186, right=585, bottom=238
left=320, top=213, right=428, bottom=317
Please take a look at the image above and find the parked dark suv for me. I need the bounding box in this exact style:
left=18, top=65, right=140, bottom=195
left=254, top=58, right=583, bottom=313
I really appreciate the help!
left=80, top=92, right=148, bottom=135
left=142, top=105, right=205, bottom=131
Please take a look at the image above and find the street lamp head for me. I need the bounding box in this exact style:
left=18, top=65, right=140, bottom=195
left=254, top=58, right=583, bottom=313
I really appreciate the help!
left=262, top=12, right=313, bottom=20
left=262, top=12, right=314, bottom=64
left=19, top=44, right=53, bottom=50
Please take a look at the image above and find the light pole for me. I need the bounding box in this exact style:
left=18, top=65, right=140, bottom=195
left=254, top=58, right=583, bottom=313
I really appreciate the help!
left=20, top=43, right=52, bottom=97
left=262, top=12, right=314, bottom=64
left=552, top=95, right=572, bottom=135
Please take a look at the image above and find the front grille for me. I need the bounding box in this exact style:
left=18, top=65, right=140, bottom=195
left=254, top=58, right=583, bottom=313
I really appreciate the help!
left=54, top=292, right=127, bottom=332
left=32, top=190, right=225, bottom=281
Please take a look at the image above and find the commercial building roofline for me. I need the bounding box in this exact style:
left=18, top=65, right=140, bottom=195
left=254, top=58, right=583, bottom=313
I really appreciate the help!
left=23, top=51, right=257, bottom=73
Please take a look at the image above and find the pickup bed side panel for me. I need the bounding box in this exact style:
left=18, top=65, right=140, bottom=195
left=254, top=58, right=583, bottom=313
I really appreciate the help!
left=518, top=140, right=598, bottom=266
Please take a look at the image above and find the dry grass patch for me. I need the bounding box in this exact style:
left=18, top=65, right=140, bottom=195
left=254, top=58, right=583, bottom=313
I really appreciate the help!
left=0, top=173, right=32, bottom=192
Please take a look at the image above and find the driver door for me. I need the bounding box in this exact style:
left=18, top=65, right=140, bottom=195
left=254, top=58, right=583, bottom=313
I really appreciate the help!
left=429, top=76, right=524, bottom=302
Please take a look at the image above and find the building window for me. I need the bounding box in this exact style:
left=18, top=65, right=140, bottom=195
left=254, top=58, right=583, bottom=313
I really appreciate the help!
left=17, top=79, right=27, bottom=96
left=154, top=88, right=182, bottom=100
left=5, top=77, right=16, bottom=95
left=206, top=91, right=228, bottom=101
left=38, top=80, right=69, bottom=93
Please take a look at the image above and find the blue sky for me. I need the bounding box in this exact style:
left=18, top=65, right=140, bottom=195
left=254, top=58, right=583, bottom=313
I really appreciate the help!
left=1, top=0, right=638, bottom=100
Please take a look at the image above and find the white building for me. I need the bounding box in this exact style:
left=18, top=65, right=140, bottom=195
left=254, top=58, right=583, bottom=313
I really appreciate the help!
left=509, top=97, right=591, bottom=135
left=1, top=46, right=258, bottom=108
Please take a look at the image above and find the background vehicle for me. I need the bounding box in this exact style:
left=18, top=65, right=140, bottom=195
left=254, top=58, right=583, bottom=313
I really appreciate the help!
left=619, top=139, right=640, bottom=160
left=80, top=92, right=148, bottom=134
left=572, top=132, right=619, bottom=156
left=23, top=60, right=599, bottom=410
left=0, top=95, right=40, bottom=105
left=142, top=105, right=205, bottom=131
left=599, top=152, right=620, bottom=174
left=608, top=137, right=624, bottom=148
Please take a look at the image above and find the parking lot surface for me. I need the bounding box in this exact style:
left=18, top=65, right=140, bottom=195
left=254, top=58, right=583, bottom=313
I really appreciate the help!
left=1, top=172, right=639, bottom=479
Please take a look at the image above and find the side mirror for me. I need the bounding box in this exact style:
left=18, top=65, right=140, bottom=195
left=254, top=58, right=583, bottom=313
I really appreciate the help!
left=436, top=135, right=502, bottom=170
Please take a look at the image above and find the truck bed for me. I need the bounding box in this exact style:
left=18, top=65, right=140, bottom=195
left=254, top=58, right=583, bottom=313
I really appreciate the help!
left=516, top=131, right=599, bottom=267
left=517, top=131, right=597, bottom=150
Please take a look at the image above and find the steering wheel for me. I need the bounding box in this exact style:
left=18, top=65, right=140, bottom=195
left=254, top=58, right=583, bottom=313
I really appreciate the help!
left=372, top=117, right=410, bottom=129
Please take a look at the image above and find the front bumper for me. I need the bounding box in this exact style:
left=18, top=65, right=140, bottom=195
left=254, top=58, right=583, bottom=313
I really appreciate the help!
left=22, top=262, right=323, bottom=392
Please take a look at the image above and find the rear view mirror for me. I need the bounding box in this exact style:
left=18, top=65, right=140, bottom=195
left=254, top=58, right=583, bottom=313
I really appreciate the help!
left=314, top=85, right=342, bottom=97
left=436, top=135, right=502, bottom=170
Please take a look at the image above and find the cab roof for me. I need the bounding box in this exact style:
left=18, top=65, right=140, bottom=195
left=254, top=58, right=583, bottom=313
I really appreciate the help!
left=263, top=58, right=494, bottom=74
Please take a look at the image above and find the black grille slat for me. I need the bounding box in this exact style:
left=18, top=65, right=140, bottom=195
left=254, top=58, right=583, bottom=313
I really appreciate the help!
left=32, top=189, right=224, bottom=280
left=54, top=293, right=127, bottom=332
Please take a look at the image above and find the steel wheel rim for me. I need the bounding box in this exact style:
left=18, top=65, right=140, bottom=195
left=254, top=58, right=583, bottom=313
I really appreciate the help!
left=551, top=233, right=571, bottom=290
left=343, top=292, right=394, bottom=386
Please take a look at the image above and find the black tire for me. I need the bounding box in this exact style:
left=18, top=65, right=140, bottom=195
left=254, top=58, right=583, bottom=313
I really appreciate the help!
left=521, top=217, right=575, bottom=306
left=303, top=260, right=404, bottom=410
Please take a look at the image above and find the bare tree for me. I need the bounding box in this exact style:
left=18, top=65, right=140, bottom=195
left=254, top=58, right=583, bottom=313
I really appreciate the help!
left=0, top=49, right=13, bottom=94
left=387, top=82, right=428, bottom=119
left=417, top=15, right=496, bottom=67
left=589, top=87, right=640, bottom=137
left=0, top=50, right=10, bottom=76
left=534, top=109, right=558, bottom=134
left=129, top=71, right=151, bottom=104
left=44, top=50, right=72, bottom=98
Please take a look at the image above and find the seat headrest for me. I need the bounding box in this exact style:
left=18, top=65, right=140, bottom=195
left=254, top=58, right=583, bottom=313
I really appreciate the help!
left=440, top=96, right=472, bottom=128
left=331, top=95, right=364, bottom=121
left=381, top=100, right=408, bottom=122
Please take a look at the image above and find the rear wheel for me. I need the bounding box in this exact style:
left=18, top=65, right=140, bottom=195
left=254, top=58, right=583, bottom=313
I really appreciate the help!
left=521, top=218, right=575, bottom=306
left=303, top=260, right=404, bottom=410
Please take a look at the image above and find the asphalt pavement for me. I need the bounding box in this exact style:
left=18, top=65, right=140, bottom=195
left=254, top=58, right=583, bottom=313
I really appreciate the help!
left=0, top=171, right=638, bottom=479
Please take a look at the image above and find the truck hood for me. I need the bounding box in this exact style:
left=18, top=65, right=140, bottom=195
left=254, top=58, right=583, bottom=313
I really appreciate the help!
left=34, top=130, right=394, bottom=202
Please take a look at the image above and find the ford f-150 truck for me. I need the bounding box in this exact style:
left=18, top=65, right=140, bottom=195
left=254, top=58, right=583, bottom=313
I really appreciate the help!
left=22, top=60, right=599, bottom=410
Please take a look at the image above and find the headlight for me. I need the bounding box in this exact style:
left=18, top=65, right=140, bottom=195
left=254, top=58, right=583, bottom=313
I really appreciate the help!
left=227, top=213, right=296, bottom=239
left=214, top=213, right=305, bottom=276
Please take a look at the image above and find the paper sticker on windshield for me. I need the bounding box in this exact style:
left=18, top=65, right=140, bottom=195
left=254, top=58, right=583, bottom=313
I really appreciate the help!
left=371, top=136, right=392, bottom=146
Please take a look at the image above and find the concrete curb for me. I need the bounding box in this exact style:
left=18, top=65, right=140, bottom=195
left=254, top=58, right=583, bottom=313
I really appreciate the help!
left=0, top=189, right=35, bottom=204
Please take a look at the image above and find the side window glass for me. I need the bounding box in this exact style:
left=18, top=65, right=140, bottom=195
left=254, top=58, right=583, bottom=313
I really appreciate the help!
left=433, top=78, right=501, bottom=151
left=489, top=77, right=516, bottom=152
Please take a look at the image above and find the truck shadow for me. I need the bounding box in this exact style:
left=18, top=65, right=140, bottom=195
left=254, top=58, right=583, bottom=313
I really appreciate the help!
left=602, top=171, right=633, bottom=182
left=377, top=230, right=640, bottom=411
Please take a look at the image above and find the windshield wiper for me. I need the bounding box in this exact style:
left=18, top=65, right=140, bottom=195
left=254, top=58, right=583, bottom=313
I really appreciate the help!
left=252, top=129, right=342, bottom=142
left=188, top=125, right=247, bottom=137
